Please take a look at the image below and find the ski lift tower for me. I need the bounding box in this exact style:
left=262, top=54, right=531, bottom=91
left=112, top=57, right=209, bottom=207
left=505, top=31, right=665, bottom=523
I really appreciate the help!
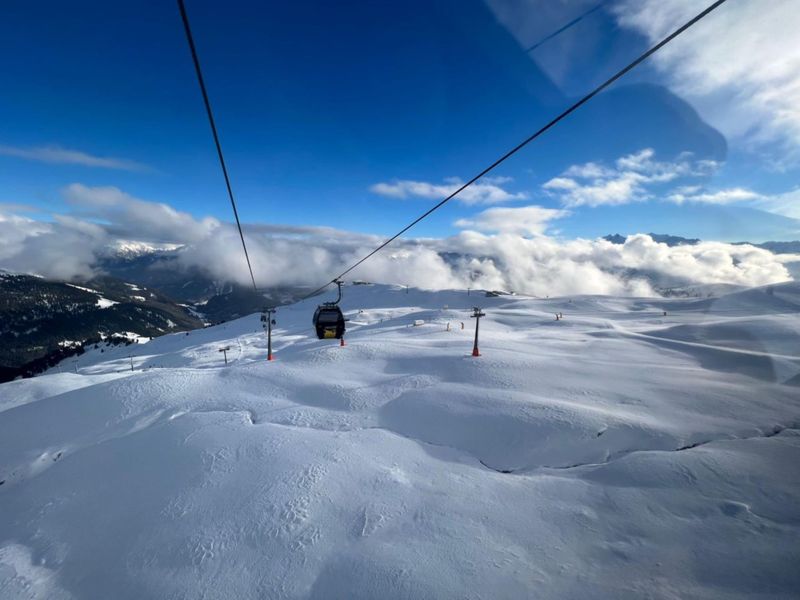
left=218, top=346, right=231, bottom=365
left=261, top=307, right=277, bottom=361
left=470, top=307, right=485, bottom=357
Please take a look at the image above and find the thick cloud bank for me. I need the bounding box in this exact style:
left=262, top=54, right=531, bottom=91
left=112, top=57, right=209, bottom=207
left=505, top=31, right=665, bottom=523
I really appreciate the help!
left=1, top=185, right=797, bottom=297
left=429, top=233, right=796, bottom=297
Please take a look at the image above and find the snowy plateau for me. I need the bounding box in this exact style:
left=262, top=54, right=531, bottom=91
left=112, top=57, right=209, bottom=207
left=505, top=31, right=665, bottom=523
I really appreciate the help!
left=0, top=283, right=798, bottom=599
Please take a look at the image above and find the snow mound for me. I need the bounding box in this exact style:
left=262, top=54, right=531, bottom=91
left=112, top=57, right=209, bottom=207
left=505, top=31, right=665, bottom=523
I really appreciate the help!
left=655, top=280, right=800, bottom=315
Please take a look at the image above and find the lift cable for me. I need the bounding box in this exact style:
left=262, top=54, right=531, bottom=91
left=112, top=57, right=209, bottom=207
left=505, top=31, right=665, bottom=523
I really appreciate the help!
left=298, top=0, right=728, bottom=302
left=177, top=0, right=258, bottom=293
left=525, top=3, right=604, bottom=54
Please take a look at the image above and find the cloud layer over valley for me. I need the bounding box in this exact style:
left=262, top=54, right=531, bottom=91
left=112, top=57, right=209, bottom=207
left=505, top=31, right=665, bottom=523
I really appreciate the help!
left=1, top=183, right=797, bottom=298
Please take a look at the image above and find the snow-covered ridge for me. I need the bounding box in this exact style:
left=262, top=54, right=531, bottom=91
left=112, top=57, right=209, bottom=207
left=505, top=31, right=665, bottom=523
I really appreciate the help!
left=0, top=273, right=205, bottom=382
left=0, top=283, right=798, bottom=598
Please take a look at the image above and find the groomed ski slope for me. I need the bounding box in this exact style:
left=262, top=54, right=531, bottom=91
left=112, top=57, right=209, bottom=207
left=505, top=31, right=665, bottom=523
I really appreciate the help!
left=1, top=283, right=799, bottom=599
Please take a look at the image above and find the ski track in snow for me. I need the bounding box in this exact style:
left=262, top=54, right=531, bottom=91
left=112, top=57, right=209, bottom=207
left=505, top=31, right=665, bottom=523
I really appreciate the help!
left=1, top=283, right=799, bottom=599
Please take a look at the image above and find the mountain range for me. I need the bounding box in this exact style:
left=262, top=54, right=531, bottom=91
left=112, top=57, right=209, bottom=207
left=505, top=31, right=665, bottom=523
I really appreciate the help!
left=2, top=233, right=797, bottom=381
left=0, top=272, right=203, bottom=382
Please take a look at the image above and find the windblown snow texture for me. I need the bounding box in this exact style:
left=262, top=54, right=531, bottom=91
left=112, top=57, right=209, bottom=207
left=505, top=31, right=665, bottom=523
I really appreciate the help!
left=1, top=283, right=798, bottom=599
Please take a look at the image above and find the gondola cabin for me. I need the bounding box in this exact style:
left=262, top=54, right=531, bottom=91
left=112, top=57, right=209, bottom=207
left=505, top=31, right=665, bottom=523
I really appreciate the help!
left=313, top=303, right=345, bottom=339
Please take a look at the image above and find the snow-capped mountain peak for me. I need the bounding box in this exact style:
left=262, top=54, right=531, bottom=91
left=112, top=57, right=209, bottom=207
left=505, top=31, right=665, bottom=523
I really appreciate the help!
left=108, top=240, right=184, bottom=259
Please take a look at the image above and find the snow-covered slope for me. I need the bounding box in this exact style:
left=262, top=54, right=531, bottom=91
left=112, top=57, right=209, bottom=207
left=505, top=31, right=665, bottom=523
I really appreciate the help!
left=1, top=283, right=799, bottom=599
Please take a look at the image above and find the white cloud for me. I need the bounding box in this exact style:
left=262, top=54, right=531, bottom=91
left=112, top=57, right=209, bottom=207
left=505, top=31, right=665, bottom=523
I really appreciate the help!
left=370, top=177, right=527, bottom=205
left=481, top=176, right=514, bottom=185
left=613, top=0, right=800, bottom=160
left=667, top=187, right=763, bottom=205
left=0, top=184, right=223, bottom=281
left=0, top=212, right=105, bottom=280
left=0, top=202, right=40, bottom=214
left=544, top=148, right=727, bottom=207
left=64, top=184, right=220, bottom=244
left=611, top=148, right=714, bottom=181
left=454, top=205, right=569, bottom=236
left=0, top=186, right=796, bottom=294
left=544, top=170, right=647, bottom=207
left=440, top=231, right=797, bottom=296
left=563, top=162, right=612, bottom=179
left=0, top=144, right=150, bottom=172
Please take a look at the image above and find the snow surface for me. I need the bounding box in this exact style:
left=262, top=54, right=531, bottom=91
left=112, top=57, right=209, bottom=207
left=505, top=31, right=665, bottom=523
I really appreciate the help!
left=63, top=284, right=118, bottom=308
left=65, top=283, right=100, bottom=294
left=1, top=283, right=799, bottom=599
left=95, top=297, right=118, bottom=309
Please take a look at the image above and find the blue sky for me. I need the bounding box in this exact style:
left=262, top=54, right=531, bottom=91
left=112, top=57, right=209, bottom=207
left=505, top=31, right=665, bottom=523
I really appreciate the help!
left=1, top=0, right=799, bottom=245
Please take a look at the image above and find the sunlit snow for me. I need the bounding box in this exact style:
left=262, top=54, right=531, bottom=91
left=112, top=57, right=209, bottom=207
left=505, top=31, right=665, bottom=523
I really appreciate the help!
left=0, top=283, right=798, bottom=598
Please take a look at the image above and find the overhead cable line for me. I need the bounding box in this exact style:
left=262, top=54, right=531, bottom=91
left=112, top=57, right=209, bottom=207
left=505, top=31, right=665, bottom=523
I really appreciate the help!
left=299, top=0, right=729, bottom=301
left=177, top=0, right=258, bottom=292
left=525, top=3, right=604, bottom=53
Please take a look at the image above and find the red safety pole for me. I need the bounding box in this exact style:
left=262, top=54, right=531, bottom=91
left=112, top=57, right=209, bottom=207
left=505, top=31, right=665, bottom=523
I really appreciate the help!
left=471, top=307, right=485, bottom=357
